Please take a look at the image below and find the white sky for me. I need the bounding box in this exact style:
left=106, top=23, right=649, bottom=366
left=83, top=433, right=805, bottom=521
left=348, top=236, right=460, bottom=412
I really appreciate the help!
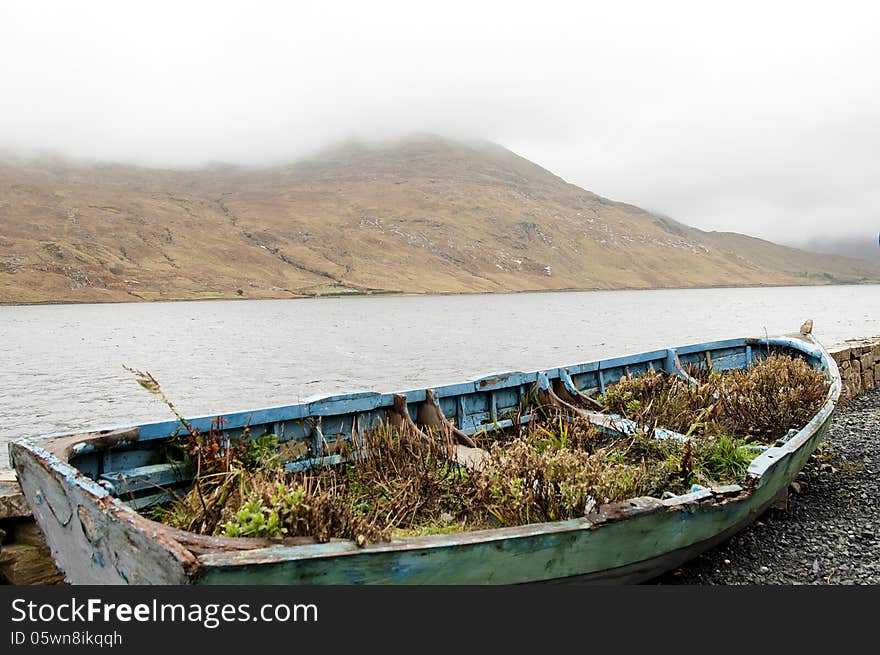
left=2, top=0, right=879, bottom=245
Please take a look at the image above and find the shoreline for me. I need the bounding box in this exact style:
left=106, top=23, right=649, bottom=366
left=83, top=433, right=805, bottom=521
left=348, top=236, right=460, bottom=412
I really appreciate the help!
left=2, top=279, right=879, bottom=308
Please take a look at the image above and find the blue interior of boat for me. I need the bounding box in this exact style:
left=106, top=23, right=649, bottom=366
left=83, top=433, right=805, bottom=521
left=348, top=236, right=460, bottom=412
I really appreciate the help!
left=62, top=336, right=825, bottom=509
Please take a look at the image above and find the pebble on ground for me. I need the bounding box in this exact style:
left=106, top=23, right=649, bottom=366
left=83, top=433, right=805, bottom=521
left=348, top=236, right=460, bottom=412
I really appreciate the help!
left=654, top=387, right=880, bottom=585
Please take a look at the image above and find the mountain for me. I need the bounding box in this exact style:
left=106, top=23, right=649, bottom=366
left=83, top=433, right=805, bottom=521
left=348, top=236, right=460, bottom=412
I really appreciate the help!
left=796, top=235, right=879, bottom=261
left=2, top=136, right=880, bottom=304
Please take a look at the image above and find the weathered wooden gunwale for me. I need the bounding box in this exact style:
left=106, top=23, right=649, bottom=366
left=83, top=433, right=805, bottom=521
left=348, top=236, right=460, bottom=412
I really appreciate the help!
left=9, top=332, right=841, bottom=584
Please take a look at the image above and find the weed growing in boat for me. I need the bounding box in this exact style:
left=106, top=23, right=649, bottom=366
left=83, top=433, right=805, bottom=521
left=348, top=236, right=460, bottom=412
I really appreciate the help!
left=136, top=354, right=824, bottom=543
left=695, top=434, right=756, bottom=482
left=240, top=432, right=280, bottom=470
left=716, top=354, right=827, bottom=439
left=600, top=368, right=719, bottom=434
left=605, top=430, right=757, bottom=491
left=151, top=420, right=757, bottom=540
left=170, top=417, right=759, bottom=537
left=126, top=365, right=294, bottom=532
left=599, top=354, right=826, bottom=440
left=472, top=438, right=651, bottom=525
left=221, top=471, right=384, bottom=542
left=339, top=423, right=475, bottom=531
left=161, top=422, right=480, bottom=543
left=144, top=418, right=284, bottom=534
left=223, top=497, right=284, bottom=538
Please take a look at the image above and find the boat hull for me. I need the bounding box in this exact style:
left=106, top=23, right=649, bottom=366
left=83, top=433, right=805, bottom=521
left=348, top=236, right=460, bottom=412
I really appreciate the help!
left=9, top=333, right=840, bottom=585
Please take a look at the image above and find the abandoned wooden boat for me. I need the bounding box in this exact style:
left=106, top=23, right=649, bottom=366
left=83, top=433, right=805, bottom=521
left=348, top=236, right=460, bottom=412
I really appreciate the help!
left=9, top=329, right=841, bottom=584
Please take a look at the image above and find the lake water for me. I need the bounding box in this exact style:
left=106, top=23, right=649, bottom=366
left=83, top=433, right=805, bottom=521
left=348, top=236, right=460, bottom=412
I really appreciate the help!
left=2, top=285, right=878, bottom=470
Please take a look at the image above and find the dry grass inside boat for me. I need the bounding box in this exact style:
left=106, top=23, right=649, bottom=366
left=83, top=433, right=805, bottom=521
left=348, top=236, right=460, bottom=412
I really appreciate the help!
left=146, top=354, right=827, bottom=543
left=600, top=353, right=827, bottom=439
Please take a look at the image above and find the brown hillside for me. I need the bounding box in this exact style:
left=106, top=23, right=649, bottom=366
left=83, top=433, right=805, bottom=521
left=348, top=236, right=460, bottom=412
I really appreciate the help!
left=2, top=136, right=879, bottom=304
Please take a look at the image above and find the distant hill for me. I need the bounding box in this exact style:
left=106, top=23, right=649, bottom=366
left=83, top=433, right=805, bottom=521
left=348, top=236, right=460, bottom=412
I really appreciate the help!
left=2, top=136, right=880, bottom=304
left=796, top=235, right=879, bottom=262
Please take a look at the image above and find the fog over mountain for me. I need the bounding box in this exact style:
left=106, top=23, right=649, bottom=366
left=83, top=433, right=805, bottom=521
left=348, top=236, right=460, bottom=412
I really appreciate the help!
left=796, top=235, right=880, bottom=261
left=2, top=1, right=879, bottom=247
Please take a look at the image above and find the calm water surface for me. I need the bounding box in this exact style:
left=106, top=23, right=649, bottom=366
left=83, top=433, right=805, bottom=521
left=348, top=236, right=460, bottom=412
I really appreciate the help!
left=2, top=285, right=878, bottom=469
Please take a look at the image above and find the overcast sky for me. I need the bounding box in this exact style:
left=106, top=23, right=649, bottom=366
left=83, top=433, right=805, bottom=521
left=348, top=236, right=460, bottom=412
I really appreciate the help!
left=2, top=1, right=879, bottom=247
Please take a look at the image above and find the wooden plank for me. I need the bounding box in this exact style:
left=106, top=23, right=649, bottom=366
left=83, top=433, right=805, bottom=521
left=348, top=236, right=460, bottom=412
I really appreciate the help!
left=124, top=490, right=180, bottom=511
left=469, top=414, right=532, bottom=434
left=663, top=348, right=698, bottom=383
left=284, top=454, right=348, bottom=473
left=537, top=371, right=690, bottom=442
left=98, top=462, right=191, bottom=496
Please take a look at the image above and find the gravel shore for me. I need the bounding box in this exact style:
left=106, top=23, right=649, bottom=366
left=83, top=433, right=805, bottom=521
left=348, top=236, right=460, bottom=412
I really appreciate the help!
left=654, top=387, right=880, bottom=585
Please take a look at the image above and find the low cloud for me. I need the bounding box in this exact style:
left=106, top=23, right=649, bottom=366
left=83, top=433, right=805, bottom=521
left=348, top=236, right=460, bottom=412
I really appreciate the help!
left=2, top=1, right=879, bottom=246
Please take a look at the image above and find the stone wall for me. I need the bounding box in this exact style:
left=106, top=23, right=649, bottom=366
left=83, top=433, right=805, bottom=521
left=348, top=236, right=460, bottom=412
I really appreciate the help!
left=827, top=337, right=880, bottom=402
